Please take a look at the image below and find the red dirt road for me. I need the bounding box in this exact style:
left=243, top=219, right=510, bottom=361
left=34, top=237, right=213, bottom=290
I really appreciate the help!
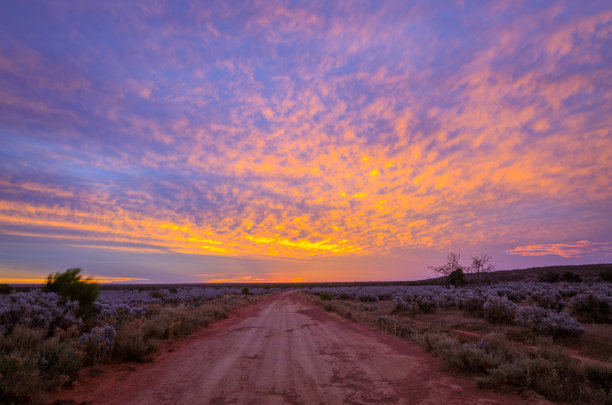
left=55, top=292, right=547, bottom=404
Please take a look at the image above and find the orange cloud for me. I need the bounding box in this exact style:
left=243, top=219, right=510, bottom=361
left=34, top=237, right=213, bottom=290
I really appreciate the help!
left=505, top=241, right=612, bottom=258
left=0, top=275, right=149, bottom=284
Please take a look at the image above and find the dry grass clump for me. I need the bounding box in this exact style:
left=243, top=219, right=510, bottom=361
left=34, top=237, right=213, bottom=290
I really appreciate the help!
left=112, top=301, right=231, bottom=361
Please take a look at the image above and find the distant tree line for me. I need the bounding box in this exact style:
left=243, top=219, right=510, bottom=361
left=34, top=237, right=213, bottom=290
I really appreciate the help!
left=539, top=271, right=582, bottom=283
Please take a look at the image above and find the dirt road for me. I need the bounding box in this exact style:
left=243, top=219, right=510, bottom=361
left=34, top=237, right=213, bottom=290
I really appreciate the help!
left=56, top=292, right=544, bottom=404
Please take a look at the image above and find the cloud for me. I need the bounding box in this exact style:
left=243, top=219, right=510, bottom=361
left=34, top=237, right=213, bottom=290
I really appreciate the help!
left=505, top=241, right=612, bottom=258
left=0, top=1, right=611, bottom=280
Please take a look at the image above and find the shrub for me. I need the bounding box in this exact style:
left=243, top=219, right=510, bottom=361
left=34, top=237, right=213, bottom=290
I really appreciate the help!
left=377, top=316, right=399, bottom=334
left=539, top=272, right=559, bottom=283
left=0, top=351, right=42, bottom=403
left=570, top=293, right=612, bottom=324
left=421, top=333, right=518, bottom=373
left=0, top=284, right=12, bottom=294
left=560, top=271, right=581, bottom=283
left=320, top=292, right=333, bottom=301
left=392, top=296, right=417, bottom=313
left=584, top=363, right=612, bottom=393
left=241, top=287, right=249, bottom=295
left=0, top=325, right=44, bottom=352
left=358, top=294, right=378, bottom=302
left=481, top=353, right=586, bottom=403
left=80, top=324, right=116, bottom=364
left=414, top=294, right=437, bottom=313
left=38, top=337, right=82, bottom=388
left=482, top=295, right=517, bottom=324
left=0, top=291, right=81, bottom=336
left=600, top=271, right=612, bottom=282
left=113, top=321, right=158, bottom=361
left=459, top=293, right=486, bottom=316
left=149, top=290, right=166, bottom=299
left=44, top=268, right=99, bottom=317
left=448, top=268, right=466, bottom=287
left=515, top=306, right=585, bottom=337
left=529, top=289, right=563, bottom=310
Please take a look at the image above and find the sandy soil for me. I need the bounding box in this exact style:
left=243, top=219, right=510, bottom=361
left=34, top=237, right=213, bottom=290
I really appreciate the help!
left=53, top=292, right=548, bottom=404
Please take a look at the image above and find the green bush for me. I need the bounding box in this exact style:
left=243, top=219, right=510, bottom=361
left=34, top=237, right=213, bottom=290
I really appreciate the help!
left=320, top=292, right=333, bottom=301
left=481, top=347, right=587, bottom=403
left=38, top=337, right=82, bottom=388
left=241, top=287, right=249, bottom=295
left=448, top=268, right=466, bottom=287
left=43, top=268, right=99, bottom=317
left=0, top=284, right=13, bottom=294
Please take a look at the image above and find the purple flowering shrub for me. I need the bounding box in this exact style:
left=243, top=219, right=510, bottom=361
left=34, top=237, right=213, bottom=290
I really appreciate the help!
left=80, top=324, right=116, bottom=364
left=528, top=289, right=563, bottom=311
left=515, top=306, right=585, bottom=337
left=570, top=293, right=611, bottom=323
left=458, top=291, right=486, bottom=316
left=482, top=295, right=517, bottom=324
left=0, top=291, right=81, bottom=336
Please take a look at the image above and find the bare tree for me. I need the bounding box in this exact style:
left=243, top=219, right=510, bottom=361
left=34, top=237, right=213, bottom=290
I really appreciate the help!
left=430, top=252, right=463, bottom=286
left=468, top=253, right=495, bottom=285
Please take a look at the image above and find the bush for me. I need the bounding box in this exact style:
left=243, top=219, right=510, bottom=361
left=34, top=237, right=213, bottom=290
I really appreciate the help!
left=560, top=271, right=581, bottom=283
left=113, top=321, right=158, bottom=361
left=421, top=333, right=519, bottom=373
left=392, top=296, right=417, bottom=313
left=482, top=295, right=517, bottom=324
left=320, top=292, right=333, bottom=301
left=515, top=306, right=585, bottom=337
left=448, top=268, right=466, bottom=287
left=44, top=268, right=99, bottom=317
left=539, top=272, right=559, bottom=283
left=0, top=325, right=44, bottom=352
left=459, top=293, right=486, bottom=316
left=0, top=291, right=81, bottom=336
left=0, top=284, right=12, bottom=294
left=38, top=337, right=82, bottom=388
left=0, top=326, right=81, bottom=403
left=80, top=324, right=116, bottom=364
left=414, top=294, right=437, bottom=313
left=241, top=287, right=249, bottom=295
left=529, top=289, right=563, bottom=310
left=481, top=351, right=586, bottom=403
left=584, top=363, right=612, bottom=394
left=570, top=293, right=612, bottom=324
left=0, top=350, right=42, bottom=403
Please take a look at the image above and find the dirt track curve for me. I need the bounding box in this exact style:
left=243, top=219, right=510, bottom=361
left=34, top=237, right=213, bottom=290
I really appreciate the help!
left=55, top=292, right=547, bottom=404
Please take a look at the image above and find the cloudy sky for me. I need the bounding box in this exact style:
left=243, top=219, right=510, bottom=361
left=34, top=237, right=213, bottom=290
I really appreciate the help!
left=1, top=1, right=611, bottom=283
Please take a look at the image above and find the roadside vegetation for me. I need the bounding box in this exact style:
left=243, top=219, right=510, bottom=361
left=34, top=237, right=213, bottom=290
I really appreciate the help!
left=0, top=268, right=272, bottom=404
left=306, top=254, right=612, bottom=404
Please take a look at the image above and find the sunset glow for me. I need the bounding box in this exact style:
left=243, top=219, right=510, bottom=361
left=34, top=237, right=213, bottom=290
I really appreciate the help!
left=1, top=1, right=611, bottom=283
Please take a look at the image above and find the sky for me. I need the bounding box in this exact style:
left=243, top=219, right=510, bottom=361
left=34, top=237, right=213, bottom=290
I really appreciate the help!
left=0, top=1, right=611, bottom=283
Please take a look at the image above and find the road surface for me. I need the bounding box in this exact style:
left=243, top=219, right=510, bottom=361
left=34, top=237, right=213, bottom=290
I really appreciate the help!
left=55, top=292, right=545, bottom=404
